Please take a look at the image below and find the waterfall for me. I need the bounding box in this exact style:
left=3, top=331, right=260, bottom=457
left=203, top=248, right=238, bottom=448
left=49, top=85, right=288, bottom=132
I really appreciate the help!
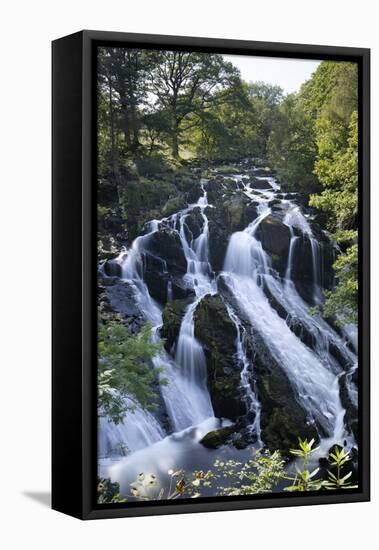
left=285, top=227, right=299, bottom=283
left=223, top=205, right=348, bottom=443
left=169, top=182, right=216, bottom=427
left=226, top=304, right=262, bottom=446
left=284, top=206, right=323, bottom=304
left=98, top=399, right=165, bottom=458
left=109, top=184, right=216, bottom=437
left=99, top=163, right=358, bottom=482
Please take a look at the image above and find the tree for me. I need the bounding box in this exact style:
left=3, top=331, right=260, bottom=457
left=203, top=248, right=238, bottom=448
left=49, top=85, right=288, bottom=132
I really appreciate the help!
left=98, top=47, right=154, bottom=157
left=194, top=81, right=259, bottom=161
left=247, top=82, right=284, bottom=156
left=98, top=320, right=166, bottom=424
left=267, top=94, right=319, bottom=193
left=149, top=51, right=240, bottom=158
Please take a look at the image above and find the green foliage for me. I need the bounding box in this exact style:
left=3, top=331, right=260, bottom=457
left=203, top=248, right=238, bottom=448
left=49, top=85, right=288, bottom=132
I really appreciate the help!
left=267, top=95, right=319, bottom=194
left=323, top=242, right=358, bottom=324
left=97, top=478, right=128, bottom=504
left=98, top=438, right=358, bottom=503
left=194, top=82, right=259, bottom=161
left=284, top=438, right=323, bottom=492
left=247, top=82, right=284, bottom=155
left=125, top=470, right=212, bottom=501
left=213, top=450, right=285, bottom=496
left=284, top=439, right=357, bottom=492
left=310, top=109, right=358, bottom=323
left=135, top=154, right=171, bottom=178
left=98, top=319, right=166, bottom=424
left=323, top=446, right=358, bottom=490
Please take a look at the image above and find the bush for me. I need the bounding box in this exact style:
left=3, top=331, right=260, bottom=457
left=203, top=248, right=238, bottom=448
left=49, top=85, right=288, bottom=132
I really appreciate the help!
left=135, top=155, right=171, bottom=178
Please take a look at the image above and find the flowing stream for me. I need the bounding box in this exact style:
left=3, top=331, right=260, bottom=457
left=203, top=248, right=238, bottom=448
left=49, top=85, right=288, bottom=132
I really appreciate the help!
left=99, top=165, right=358, bottom=493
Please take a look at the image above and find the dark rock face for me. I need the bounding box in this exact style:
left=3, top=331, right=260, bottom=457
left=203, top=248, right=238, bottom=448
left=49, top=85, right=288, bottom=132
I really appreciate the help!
left=160, top=298, right=192, bottom=352
left=339, top=371, right=358, bottom=439
left=193, top=295, right=245, bottom=420
left=224, top=196, right=258, bottom=233
left=249, top=176, right=273, bottom=189
left=183, top=207, right=204, bottom=241
left=148, top=228, right=187, bottom=273
left=103, top=258, right=122, bottom=278
left=103, top=281, right=146, bottom=333
left=206, top=190, right=258, bottom=272
left=186, top=182, right=203, bottom=203
left=246, top=329, right=320, bottom=455
left=200, top=422, right=257, bottom=450
left=206, top=207, right=229, bottom=272
left=143, top=253, right=194, bottom=304
left=258, top=215, right=291, bottom=257
left=200, top=425, right=238, bottom=448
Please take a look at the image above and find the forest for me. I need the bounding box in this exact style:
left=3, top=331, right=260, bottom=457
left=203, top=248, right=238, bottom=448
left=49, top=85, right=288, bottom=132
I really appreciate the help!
left=97, top=48, right=359, bottom=503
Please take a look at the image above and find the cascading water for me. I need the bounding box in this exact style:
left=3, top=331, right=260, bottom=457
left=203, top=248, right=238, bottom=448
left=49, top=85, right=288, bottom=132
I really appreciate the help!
left=99, top=162, right=358, bottom=493
left=226, top=304, right=262, bottom=446
left=222, top=183, right=355, bottom=448
left=98, top=399, right=165, bottom=458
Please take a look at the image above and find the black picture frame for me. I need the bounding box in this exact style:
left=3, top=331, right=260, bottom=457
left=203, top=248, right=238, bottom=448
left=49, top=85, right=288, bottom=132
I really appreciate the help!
left=52, top=30, right=370, bottom=520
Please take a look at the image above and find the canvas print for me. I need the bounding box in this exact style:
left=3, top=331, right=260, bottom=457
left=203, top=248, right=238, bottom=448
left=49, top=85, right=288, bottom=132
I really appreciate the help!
left=96, top=47, right=359, bottom=505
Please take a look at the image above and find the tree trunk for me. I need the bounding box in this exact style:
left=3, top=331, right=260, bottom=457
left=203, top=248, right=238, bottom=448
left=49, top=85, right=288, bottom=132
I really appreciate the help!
left=171, top=118, right=180, bottom=159
left=107, top=77, right=118, bottom=176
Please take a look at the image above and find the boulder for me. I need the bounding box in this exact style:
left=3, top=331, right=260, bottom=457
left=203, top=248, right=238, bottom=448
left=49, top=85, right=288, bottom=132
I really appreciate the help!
left=104, top=280, right=146, bottom=333
left=103, top=259, right=122, bottom=278
left=194, top=295, right=245, bottom=420
left=207, top=212, right=229, bottom=272
left=217, top=279, right=320, bottom=455
left=186, top=182, right=203, bottom=203
left=183, top=207, right=204, bottom=241
left=258, top=215, right=291, bottom=257
left=200, top=425, right=237, bottom=449
left=223, top=195, right=257, bottom=233
left=143, top=252, right=194, bottom=304
left=249, top=176, right=273, bottom=190
left=148, top=228, right=187, bottom=273
left=246, top=329, right=320, bottom=455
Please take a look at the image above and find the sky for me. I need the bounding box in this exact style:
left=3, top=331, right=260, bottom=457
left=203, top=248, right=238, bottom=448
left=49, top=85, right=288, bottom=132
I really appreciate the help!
left=223, top=55, right=321, bottom=94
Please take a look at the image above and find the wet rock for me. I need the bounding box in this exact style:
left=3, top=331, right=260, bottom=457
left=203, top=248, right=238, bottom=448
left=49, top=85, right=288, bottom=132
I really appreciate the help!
left=258, top=215, right=291, bottom=257
left=148, top=228, right=187, bottom=273
left=186, top=182, right=203, bottom=203
left=206, top=209, right=229, bottom=272
left=183, top=207, right=204, bottom=240
left=143, top=253, right=194, bottom=304
left=206, top=196, right=258, bottom=272
left=339, top=372, right=358, bottom=439
left=249, top=176, right=273, bottom=190
left=160, top=298, right=193, bottom=352
left=200, top=425, right=238, bottom=448
left=104, top=280, right=146, bottom=333
left=224, top=195, right=258, bottom=233
left=103, top=259, right=122, bottom=278
left=217, top=280, right=320, bottom=455
left=252, top=332, right=320, bottom=455
left=194, top=295, right=245, bottom=420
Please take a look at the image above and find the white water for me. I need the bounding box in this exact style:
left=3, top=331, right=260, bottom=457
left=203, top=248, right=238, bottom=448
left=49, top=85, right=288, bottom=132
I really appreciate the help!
left=226, top=304, right=262, bottom=446
left=222, top=184, right=354, bottom=447
left=98, top=399, right=165, bottom=458
left=99, top=164, right=358, bottom=489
